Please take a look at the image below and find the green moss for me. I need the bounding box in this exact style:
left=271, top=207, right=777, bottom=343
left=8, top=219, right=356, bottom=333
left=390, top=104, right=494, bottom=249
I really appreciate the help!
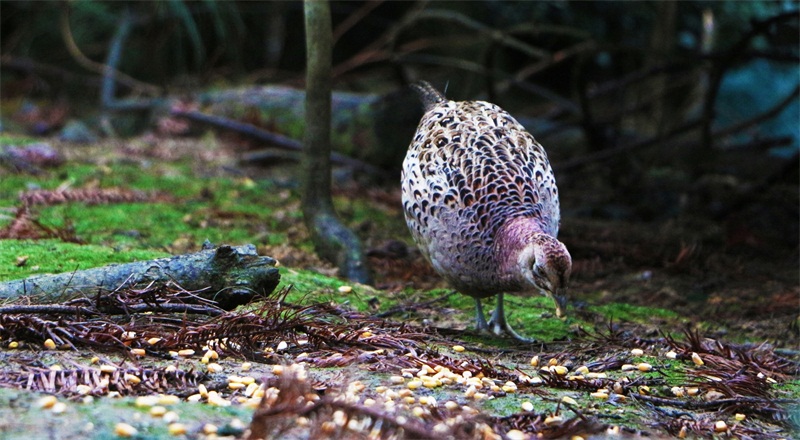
left=278, top=267, right=385, bottom=312
left=0, top=239, right=168, bottom=281
left=0, top=134, right=40, bottom=146
left=588, top=302, right=680, bottom=323
left=478, top=394, right=557, bottom=417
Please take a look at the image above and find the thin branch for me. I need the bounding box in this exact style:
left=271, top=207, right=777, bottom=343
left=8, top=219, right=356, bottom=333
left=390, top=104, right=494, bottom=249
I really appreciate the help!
left=0, top=305, right=97, bottom=316
left=331, top=0, right=384, bottom=46
left=59, top=6, right=160, bottom=97
left=170, top=109, right=389, bottom=178
left=413, top=9, right=550, bottom=60
left=555, top=119, right=705, bottom=172
left=715, top=84, right=799, bottom=139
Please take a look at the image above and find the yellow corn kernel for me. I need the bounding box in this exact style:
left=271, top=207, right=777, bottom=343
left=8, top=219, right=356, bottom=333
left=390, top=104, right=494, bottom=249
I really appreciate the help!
left=114, top=423, right=138, bottom=437
left=168, top=423, right=187, bottom=436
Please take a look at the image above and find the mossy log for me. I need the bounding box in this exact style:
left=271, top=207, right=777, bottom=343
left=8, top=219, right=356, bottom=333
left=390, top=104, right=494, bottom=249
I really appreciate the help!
left=0, top=244, right=280, bottom=310
left=196, top=85, right=421, bottom=172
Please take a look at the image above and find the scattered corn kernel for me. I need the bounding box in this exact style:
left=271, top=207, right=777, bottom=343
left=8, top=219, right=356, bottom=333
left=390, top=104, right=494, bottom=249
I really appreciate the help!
left=666, top=350, right=677, bottom=359
left=586, top=372, right=607, bottom=379
left=8, top=341, right=19, bottom=349
left=276, top=341, right=288, bottom=351
left=521, top=401, right=534, bottom=411
left=407, top=380, right=422, bottom=390
left=561, top=396, right=577, bottom=405
left=241, top=362, right=252, bottom=372
left=100, top=364, right=117, bottom=374
left=548, top=358, right=558, bottom=366
left=678, top=426, right=688, bottom=438
left=198, top=384, right=209, bottom=397
left=551, top=366, right=568, bottom=375
left=51, top=402, right=67, bottom=414
left=121, top=332, right=136, bottom=341
left=114, top=423, right=138, bottom=437
left=338, top=285, right=353, bottom=293
left=228, top=382, right=246, bottom=390
left=445, top=400, right=459, bottom=410
left=135, top=396, right=159, bottom=407
left=187, top=394, right=202, bottom=402
left=207, top=393, right=231, bottom=407
left=150, top=406, right=168, bottom=417
left=390, top=375, right=404, bottom=384
left=38, top=395, right=58, bottom=409
left=575, top=365, right=589, bottom=374
left=530, top=356, right=539, bottom=367
left=671, top=386, right=685, bottom=397
left=207, top=363, right=223, bottom=373
left=714, top=421, right=727, bottom=432
left=158, top=395, right=180, bottom=405
left=76, top=385, right=92, bottom=395
left=621, top=364, right=636, bottom=371
left=90, top=357, right=100, bottom=364
left=124, top=374, right=141, bottom=385
left=630, top=348, right=644, bottom=356
left=49, top=365, right=62, bottom=371
left=686, top=387, right=700, bottom=396
left=147, top=337, right=162, bottom=345
left=202, top=424, right=218, bottom=435
left=168, top=423, right=187, bottom=436
left=44, top=339, right=56, bottom=349
left=590, top=391, right=609, bottom=400
left=163, top=411, right=180, bottom=423
left=452, top=345, right=465, bottom=352
left=734, top=413, right=746, bottom=421
left=638, top=362, right=653, bottom=372
left=177, top=349, right=195, bottom=357
left=272, top=365, right=284, bottom=375
left=423, top=379, right=441, bottom=388
left=506, top=429, right=527, bottom=440
left=691, top=352, right=704, bottom=366
left=544, top=415, right=563, bottom=426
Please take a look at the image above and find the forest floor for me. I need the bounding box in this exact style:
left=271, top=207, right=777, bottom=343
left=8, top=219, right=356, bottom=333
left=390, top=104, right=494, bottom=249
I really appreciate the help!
left=0, top=134, right=797, bottom=439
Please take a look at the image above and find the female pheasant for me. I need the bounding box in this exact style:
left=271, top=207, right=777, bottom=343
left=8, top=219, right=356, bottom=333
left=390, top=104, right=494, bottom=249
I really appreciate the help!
left=401, top=81, right=571, bottom=341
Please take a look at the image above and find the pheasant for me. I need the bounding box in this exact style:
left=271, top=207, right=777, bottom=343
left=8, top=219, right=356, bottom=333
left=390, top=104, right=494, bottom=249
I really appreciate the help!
left=401, top=81, right=572, bottom=341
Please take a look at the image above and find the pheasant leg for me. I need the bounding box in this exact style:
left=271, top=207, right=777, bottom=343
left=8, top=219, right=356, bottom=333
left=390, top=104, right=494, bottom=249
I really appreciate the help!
left=488, top=293, right=535, bottom=342
left=474, top=297, right=490, bottom=332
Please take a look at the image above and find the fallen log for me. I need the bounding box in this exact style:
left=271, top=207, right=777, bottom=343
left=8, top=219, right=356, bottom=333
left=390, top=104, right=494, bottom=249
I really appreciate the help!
left=0, top=244, right=280, bottom=310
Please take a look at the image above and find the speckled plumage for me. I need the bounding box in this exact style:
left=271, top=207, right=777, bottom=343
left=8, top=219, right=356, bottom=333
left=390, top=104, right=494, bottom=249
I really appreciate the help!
left=401, top=81, right=571, bottom=340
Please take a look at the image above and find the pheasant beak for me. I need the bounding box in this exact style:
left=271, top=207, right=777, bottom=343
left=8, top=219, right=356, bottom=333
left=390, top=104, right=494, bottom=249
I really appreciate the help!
left=553, top=288, right=567, bottom=319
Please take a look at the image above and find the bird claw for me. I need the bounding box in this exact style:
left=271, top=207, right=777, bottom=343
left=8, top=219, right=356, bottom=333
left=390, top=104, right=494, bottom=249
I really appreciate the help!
left=487, top=315, right=536, bottom=343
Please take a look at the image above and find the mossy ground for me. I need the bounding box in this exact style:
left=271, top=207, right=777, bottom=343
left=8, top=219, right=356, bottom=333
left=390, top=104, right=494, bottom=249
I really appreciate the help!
left=0, top=135, right=796, bottom=439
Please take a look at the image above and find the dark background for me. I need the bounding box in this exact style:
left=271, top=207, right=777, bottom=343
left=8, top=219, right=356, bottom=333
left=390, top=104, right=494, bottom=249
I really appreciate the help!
left=1, top=1, right=798, bottom=319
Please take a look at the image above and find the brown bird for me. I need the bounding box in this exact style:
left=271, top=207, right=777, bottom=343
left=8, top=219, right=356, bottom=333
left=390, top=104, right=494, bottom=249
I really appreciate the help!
left=401, top=81, right=572, bottom=341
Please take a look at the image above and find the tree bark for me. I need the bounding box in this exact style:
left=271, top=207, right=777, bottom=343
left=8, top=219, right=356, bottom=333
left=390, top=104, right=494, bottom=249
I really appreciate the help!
left=302, top=0, right=371, bottom=284
left=0, top=244, right=280, bottom=310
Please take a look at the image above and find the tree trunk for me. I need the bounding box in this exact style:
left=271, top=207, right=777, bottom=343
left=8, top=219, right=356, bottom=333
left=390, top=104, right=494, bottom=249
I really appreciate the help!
left=302, top=0, right=371, bottom=284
